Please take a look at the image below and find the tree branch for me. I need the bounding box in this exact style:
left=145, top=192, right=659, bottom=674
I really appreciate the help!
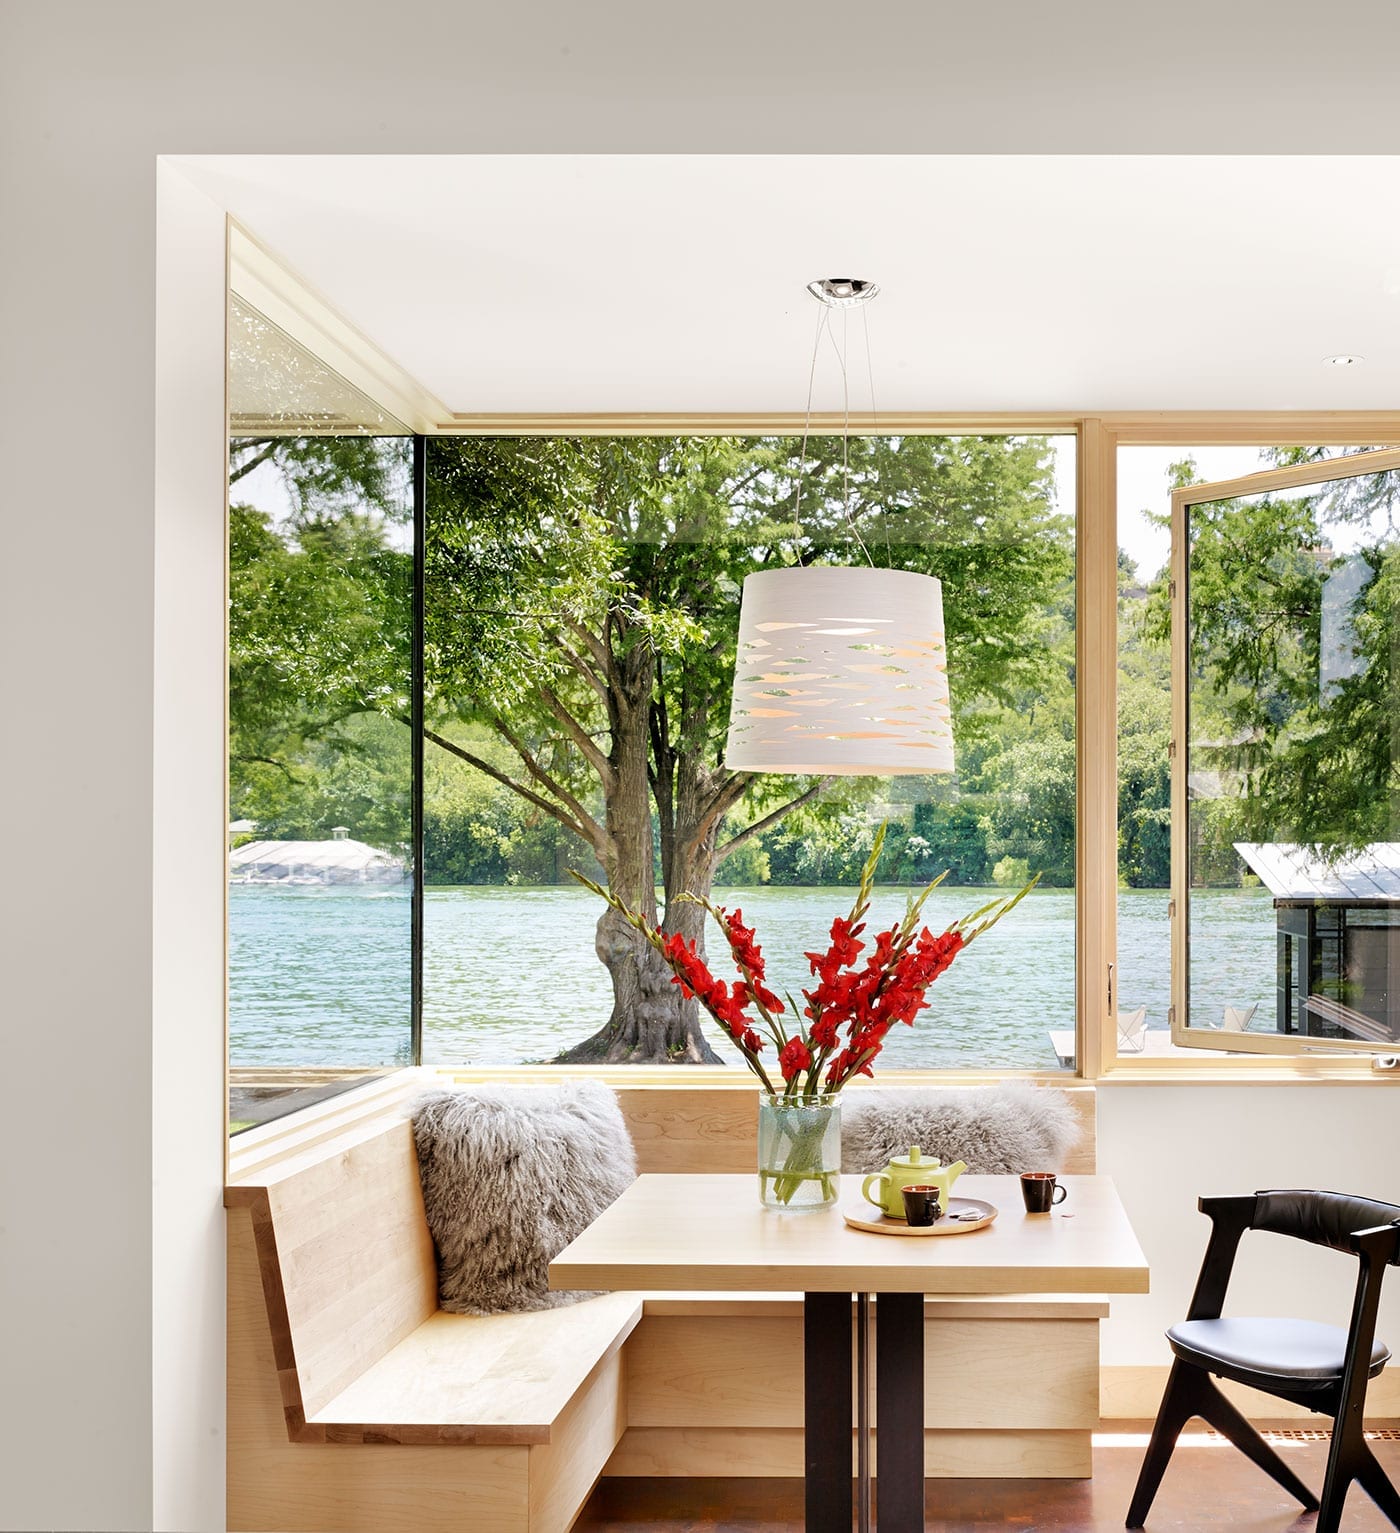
left=537, top=684, right=615, bottom=786
left=229, top=440, right=279, bottom=485
left=715, top=777, right=835, bottom=863
left=688, top=770, right=754, bottom=849
left=564, top=616, right=610, bottom=670
left=230, top=752, right=303, bottom=784
left=549, top=633, right=609, bottom=700
left=423, top=725, right=609, bottom=857
left=488, top=713, right=610, bottom=848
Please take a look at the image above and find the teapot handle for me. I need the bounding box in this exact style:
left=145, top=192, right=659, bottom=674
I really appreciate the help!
left=862, top=1172, right=889, bottom=1209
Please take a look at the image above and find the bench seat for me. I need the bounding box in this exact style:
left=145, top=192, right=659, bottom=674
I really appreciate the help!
left=309, top=1295, right=642, bottom=1446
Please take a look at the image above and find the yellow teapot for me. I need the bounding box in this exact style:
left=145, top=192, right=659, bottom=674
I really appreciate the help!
left=861, top=1146, right=968, bottom=1219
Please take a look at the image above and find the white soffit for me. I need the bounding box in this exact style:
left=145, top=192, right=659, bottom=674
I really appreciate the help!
left=180, top=155, right=1400, bottom=414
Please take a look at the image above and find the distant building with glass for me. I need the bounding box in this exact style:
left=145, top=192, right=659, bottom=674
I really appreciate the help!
left=1235, top=842, right=1399, bottom=1046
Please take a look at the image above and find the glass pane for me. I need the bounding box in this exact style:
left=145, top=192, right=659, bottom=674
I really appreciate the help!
left=227, top=429, right=414, bottom=1132
left=229, top=294, right=407, bottom=436
left=423, top=434, right=1076, bottom=1071
left=1117, top=447, right=1264, bottom=1058
left=1185, top=462, right=1400, bottom=1048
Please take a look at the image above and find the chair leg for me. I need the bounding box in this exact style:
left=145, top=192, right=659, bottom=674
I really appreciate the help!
left=1317, top=1424, right=1400, bottom=1533
left=1354, top=1442, right=1400, bottom=1529
left=1126, top=1362, right=1196, bottom=1528
left=1314, top=1451, right=1353, bottom=1533
left=1188, top=1375, right=1319, bottom=1513
left=1127, top=1363, right=1319, bottom=1529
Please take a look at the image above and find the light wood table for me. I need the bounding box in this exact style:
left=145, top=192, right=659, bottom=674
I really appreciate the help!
left=551, top=1173, right=1149, bottom=1532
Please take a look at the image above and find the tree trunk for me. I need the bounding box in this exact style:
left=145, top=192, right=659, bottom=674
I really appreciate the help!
left=567, top=740, right=741, bottom=1068
left=553, top=631, right=720, bottom=1064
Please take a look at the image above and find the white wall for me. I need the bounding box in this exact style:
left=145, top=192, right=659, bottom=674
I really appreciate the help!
left=1098, top=1085, right=1400, bottom=1366
left=6, top=4, right=1400, bottom=1530
left=152, top=165, right=230, bottom=1533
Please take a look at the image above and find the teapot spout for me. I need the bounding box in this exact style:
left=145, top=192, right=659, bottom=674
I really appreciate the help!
left=945, top=1160, right=968, bottom=1185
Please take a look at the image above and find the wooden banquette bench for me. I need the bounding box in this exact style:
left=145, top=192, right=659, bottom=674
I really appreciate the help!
left=227, top=1073, right=1101, bottom=1533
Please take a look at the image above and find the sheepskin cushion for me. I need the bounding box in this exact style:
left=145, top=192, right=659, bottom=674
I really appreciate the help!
left=411, top=1081, right=636, bottom=1315
left=841, top=1083, right=1080, bottom=1176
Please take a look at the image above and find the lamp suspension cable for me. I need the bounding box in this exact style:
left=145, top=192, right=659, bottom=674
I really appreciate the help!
left=792, top=301, right=827, bottom=539
left=793, top=282, right=876, bottom=567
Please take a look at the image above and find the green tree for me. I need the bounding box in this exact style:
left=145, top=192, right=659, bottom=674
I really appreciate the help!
left=228, top=435, right=413, bottom=846
left=425, top=433, right=1071, bottom=1062
left=1140, top=449, right=1399, bottom=866
left=1186, top=482, right=1397, bottom=849
left=1118, top=545, right=1172, bottom=887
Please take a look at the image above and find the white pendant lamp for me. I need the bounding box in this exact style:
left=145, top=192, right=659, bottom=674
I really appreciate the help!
left=723, top=280, right=954, bottom=777
left=725, top=565, right=952, bottom=775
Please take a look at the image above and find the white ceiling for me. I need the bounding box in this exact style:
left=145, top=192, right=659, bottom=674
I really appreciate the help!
left=182, top=155, right=1400, bottom=414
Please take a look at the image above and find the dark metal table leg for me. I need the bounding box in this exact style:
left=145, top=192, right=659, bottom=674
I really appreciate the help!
left=856, top=1292, right=872, bottom=1533
left=876, top=1292, right=925, bottom=1529
left=805, top=1291, right=853, bottom=1533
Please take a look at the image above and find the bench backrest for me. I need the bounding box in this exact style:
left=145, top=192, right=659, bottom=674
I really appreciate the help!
left=227, top=1117, right=436, bottom=1425
left=604, top=1084, right=1095, bottom=1175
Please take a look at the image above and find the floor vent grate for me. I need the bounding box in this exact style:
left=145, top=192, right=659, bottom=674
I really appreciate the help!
left=1206, top=1428, right=1400, bottom=1445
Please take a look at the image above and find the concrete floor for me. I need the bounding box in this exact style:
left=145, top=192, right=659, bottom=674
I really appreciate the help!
left=580, top=1428, right=1400, bottom=1531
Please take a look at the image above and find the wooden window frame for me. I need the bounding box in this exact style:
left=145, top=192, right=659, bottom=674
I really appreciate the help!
left=230, top=221, right=1400, bottom=1091
left=1165, top=443, right=1400, bottom=1064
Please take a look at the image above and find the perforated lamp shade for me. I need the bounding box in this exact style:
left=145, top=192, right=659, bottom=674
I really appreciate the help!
left=724, top=566, right=954, bottom=776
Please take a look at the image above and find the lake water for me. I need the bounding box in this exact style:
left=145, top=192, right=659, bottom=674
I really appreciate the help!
left=229, top=883, right=1279, bottom=1070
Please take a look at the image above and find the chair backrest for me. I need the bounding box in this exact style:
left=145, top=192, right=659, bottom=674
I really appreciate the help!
left=1117, top=1005, right=1147, bottom=1051
left=1222, top=1003, right=1257, bottom=1032
left=1253, top=1188, right=1400, bottom=1264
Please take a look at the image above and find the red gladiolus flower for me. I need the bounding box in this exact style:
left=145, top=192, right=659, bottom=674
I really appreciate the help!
left=808, top=1013, right=839, bottom=1050
left=779, top=1036, right=812, bottom=1082
left=804, top=914, right=865, bottom=986
left=722, top=907, right=785, bottom=1013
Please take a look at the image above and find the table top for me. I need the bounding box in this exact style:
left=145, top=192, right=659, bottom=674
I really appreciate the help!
left=549, top=1174, right=1150, bottom=1296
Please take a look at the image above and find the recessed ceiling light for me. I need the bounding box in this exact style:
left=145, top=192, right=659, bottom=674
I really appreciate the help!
left=1322, top=354, right=1365, bottom=368
left=807, top=277, right=880, bottom=309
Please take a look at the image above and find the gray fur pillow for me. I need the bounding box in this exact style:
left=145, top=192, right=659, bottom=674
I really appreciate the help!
left=411, top=1081, right=636, bottom=1315
left=841, top=1083, right=1080, bottom=1175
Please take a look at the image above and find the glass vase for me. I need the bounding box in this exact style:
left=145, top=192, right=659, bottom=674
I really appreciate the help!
left=757, top=1093, right=842, bottom=1212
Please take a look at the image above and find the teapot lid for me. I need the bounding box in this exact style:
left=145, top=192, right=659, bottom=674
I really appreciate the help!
left=892, top=1145, right=939, bottom=1168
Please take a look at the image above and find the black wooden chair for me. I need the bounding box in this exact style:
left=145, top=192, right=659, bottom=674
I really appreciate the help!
left=1127, top=1189, right=1400, bottom=1533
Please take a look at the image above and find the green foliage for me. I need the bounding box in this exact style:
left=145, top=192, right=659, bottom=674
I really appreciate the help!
left=715, top=838, right=771, bottom=887
left=1117, top=570, right=1172, bottom=888
left=227, top=432, right=1112, bottom=898
left=423, top=726, right=600, bottom=884
left=1187, top=476, right=1398, bottom=851
left=979, top=732, right=1076, bottom=886
left=227, top=430, right=1400, bottom=929
left=234, top=712, right=410, bottom=847
left=910, top=799, right=993, bottom=885
left=1122, top=447, right=1400, bottom=886
left=228, top=436, right=413, bottom=849
left=991, top=855, right=1030, bottom=887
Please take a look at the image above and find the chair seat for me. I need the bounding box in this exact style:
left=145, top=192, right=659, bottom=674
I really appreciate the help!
left=1169, top=1317, right=1390, bottom=1393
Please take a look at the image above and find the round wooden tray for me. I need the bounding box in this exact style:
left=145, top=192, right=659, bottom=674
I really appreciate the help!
left=842, top=1196, right=998, bottom=1236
